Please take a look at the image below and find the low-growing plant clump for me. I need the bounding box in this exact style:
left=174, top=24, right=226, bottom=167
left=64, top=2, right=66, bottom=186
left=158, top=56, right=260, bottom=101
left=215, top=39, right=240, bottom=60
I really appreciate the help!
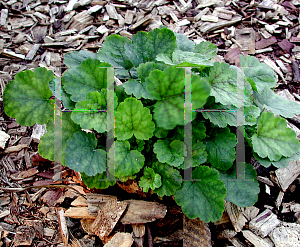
left=4, top=27, right=300, bottom=223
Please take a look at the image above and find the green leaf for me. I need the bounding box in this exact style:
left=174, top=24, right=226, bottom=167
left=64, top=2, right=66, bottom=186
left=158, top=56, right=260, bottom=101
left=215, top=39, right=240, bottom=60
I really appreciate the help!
left=122, top=79, right=153, bottom=99
left=219, top=163, right=259, bottom=207
left=194, top=41, right=217, bottom=59
left=254, top=150, right=300, bottom=168
left=125, top=28, right=176, bottom=67
left=202, top=101, right=260, bottom=127
left=62, top=59, right=110, bottom=102
left=153, top=140, right=187, bottom=167
left=113, top=141, right=145, bottom=178
left=171, top=121, right=206, bottom=144
left=206, top=127, right=236, bottom=170
left=137, top=62, right=167, bottom=83
left=208, top=62, right=242, bottom=107
left=62, top=89, right=76, bottom=110
left=174, top=166, right=226, bottom=222
left=154, top=127, right=169, bottom=138
left=177, top=142, right=208, bottom=169
left=156, top=49, right=213, bottom=67
left=71, top=89, right=117, bottom=133
left=3, top=67, right=54, bottom=126
left=175, top=32, right=195, bottom=51
left=81, top=171, right=116, bottom=189
left=240, top=55, right=277, bottom=93
left=98, top=34, right=133, bottom=69
left=65, top=132, right=106, bottom=176
left=252, top=112, right=300, bottom=161
left=146, top=66, right=210, bottom=129
left=139, top=167, right=162, bottom=192
left=152, top=162, right=182, bottom=197
left=38, top=112, right=81, bottom=165
left=115, top=97, right=155, bottom=140
left=64, top=50, right=98, bottom=68
left=254, top=87, right=300, bottom=118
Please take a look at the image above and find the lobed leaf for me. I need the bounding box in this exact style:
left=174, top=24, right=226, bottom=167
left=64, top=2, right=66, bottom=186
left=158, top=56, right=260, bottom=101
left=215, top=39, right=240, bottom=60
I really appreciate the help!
left=252, top=112, right=300, bottom=161
left=152, top=162, right=182, bottom=197
left=174, top=166, right=226, bottom=222
left=139, top=167, right=162, bottom=192
left=64, top=50, right=98, bottom=68
left=219, top=163, right=259, bottom=207
left=81, top=171, right=116, bottom=189
left=38, top=112, right=81, bottom=166
left=62, top=59, right=110, bottom=102
left=153, top=140, right=187, bottom=167
left=125, top=28, right=176, bottom=67
left=240, top=55, right=277, bottom=93
left=71, top=89, right=117, bottom=133
left=115, top=97, right=155, bottom=140
left=65, top=132, right=106, bottom=176
left=113, top=141, right=145, bottom=178
left=122, top=79, right=153, bottom=99
left=3, top=67, right=54, bottom=126
left=206, top=127, right=236, bottom=170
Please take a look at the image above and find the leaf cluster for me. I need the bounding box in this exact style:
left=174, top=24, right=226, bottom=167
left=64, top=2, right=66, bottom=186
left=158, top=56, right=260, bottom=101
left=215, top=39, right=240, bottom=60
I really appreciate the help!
left=3, top=28, right=300, bottom=223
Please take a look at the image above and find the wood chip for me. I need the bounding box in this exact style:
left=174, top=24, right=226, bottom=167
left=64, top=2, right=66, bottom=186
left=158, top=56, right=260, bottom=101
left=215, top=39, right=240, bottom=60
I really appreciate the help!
left=249, top=209, right=281, bottom=238
left=275, top=160, right=300, bottom=192
left=125, top=10, right=135, bottom=24
left=64, top=207, right=95, bottom=219
left=25, top=44, right=41, bottom=60
left=4, top=144, right=28, bottom=154
left=120, top=200, right=167, bottom=224
left=269, top=225, right=300, bottom=247
left=201, top=15, right=218, bottom=22
left=255, top=36, right=277, bottom=50
left=242, top=230, right=274, bottom=247
left=199, top=15, right=242, bottom=33
left=275, top=60, right=288, bottom=73
left=0, top=9, right=8, bottom=26
left=2, top=49, right=25, bottom=60
left=235, top=28, right=255, bottom=54
left=105, top=4, right=119, bottom=20
left=69, top=10, right=93, bottom=31
left=57, top=208, right=69, bottom=245
left=196, top=0, right=221, bottom=9
left=103, top=232, right=133, bottom=247
left=224, top=201, right=247, bottom=232
left=13, top=226, right=36, bottom=246
left=129, top=14, right=153, bottom=30
left=91, top=200, right=127, bottom=240
left=87, top=194, right=117, bottom=216
left=278, top=39, right=295, bottom=53
left=0, top=131, right=10, bottom=149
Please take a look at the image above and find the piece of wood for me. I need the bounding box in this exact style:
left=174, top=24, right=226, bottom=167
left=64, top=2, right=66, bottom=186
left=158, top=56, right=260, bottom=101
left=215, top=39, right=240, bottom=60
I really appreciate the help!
left=81, top=218, right=94, bottom=235
left=132, top=223, right=145, bottom=247
left=199, top=15, right=242, bottom=33
left=25, top=44, right=41, bottom=60
left=103, top=232, right=133, bottom=247
left=129, top=14, right=153, bottom=30
left=255, top=36, right=277, bottom=50
left=201, top=15, right=218, bottom=22
left=91, top=200, right=127, bottom=240
left=0, top=9, right=8, bottom=26
left=224, top=47, right=241, bottom=65
left=235, top=28, right=255, bottom=54
left=69, top=10, right=93, bottom=31
left=71, top=196, right=88, bottom=207
left=13, top=226, right=36, bottom=246
left=23, top=220, right=44, bottom=239
left=292, top=61, right=300, bottom=82
left=120, top=200, right=167, bottom=224
left=275, top=60, right=288, bottom=73
left=275, top=160, right=300, bottom=192
left=3, top=144, right=28, bottom=154
left=183, top=215, right=212, bottom=247
left=264, top=57, right=286, bottom=84
left=57, top=208, right=69, bottom=245
left=249, top=209, right=281, bottom=238
left=241, top=206, right=260, bottom=222
left=242, top=230, right=274, bottom=247
left=31, top=124, right=47, bottom=141
left=0, top=131, right=10, bottom=149
left=269, top=225, right=300, bottom=247
left=224, top=201, right=247, bottom=233
left=105, top=4, right=119, bottom=20
left=278, top=39, right=294, bottom=53
left=125, top=10, right=135, bottom=24
left=64, top=207, right=95, bottom=219
left=87, top=193, right=117, bottom=216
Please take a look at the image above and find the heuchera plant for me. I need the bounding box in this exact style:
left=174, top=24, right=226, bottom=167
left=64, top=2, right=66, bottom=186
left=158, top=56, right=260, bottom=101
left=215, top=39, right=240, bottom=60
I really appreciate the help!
left=4, top=28, right=300, bottom=223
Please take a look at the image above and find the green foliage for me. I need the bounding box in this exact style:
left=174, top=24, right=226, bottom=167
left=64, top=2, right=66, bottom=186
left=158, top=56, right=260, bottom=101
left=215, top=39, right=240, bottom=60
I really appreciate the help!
left=4, top=28, right=300, bottom=223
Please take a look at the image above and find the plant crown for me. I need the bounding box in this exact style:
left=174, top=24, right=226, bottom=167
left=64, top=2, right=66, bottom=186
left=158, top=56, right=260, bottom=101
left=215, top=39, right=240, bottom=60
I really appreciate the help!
left=4, top=28, right=300, bottom=223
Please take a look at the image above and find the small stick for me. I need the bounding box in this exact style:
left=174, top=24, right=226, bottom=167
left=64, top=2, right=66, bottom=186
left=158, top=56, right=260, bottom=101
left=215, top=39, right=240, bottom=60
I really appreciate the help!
left=146, top=224, right=153, bottom=247
left=292, top=60, right=300, bottom=83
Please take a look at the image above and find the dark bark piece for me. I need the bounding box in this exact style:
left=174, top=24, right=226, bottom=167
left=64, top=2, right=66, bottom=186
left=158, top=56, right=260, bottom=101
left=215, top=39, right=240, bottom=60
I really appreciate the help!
left=183, top=215, right=212, bottom=247
left=224, top=47, right=241, bottom=66
left=278, top=39, right=294, bottom=53
left=23, top=220, right=44, bottom=239
left=120, top=200, right=167, bottom=224
left=292, top=61, right=300, bottom=83
left=132, top=223, right=145, bottom=247
left=91, top=200, right=127, bottom=240
left=255, top=36, right=277, bottom=50
left=13, top=226, right=36, bottom=246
